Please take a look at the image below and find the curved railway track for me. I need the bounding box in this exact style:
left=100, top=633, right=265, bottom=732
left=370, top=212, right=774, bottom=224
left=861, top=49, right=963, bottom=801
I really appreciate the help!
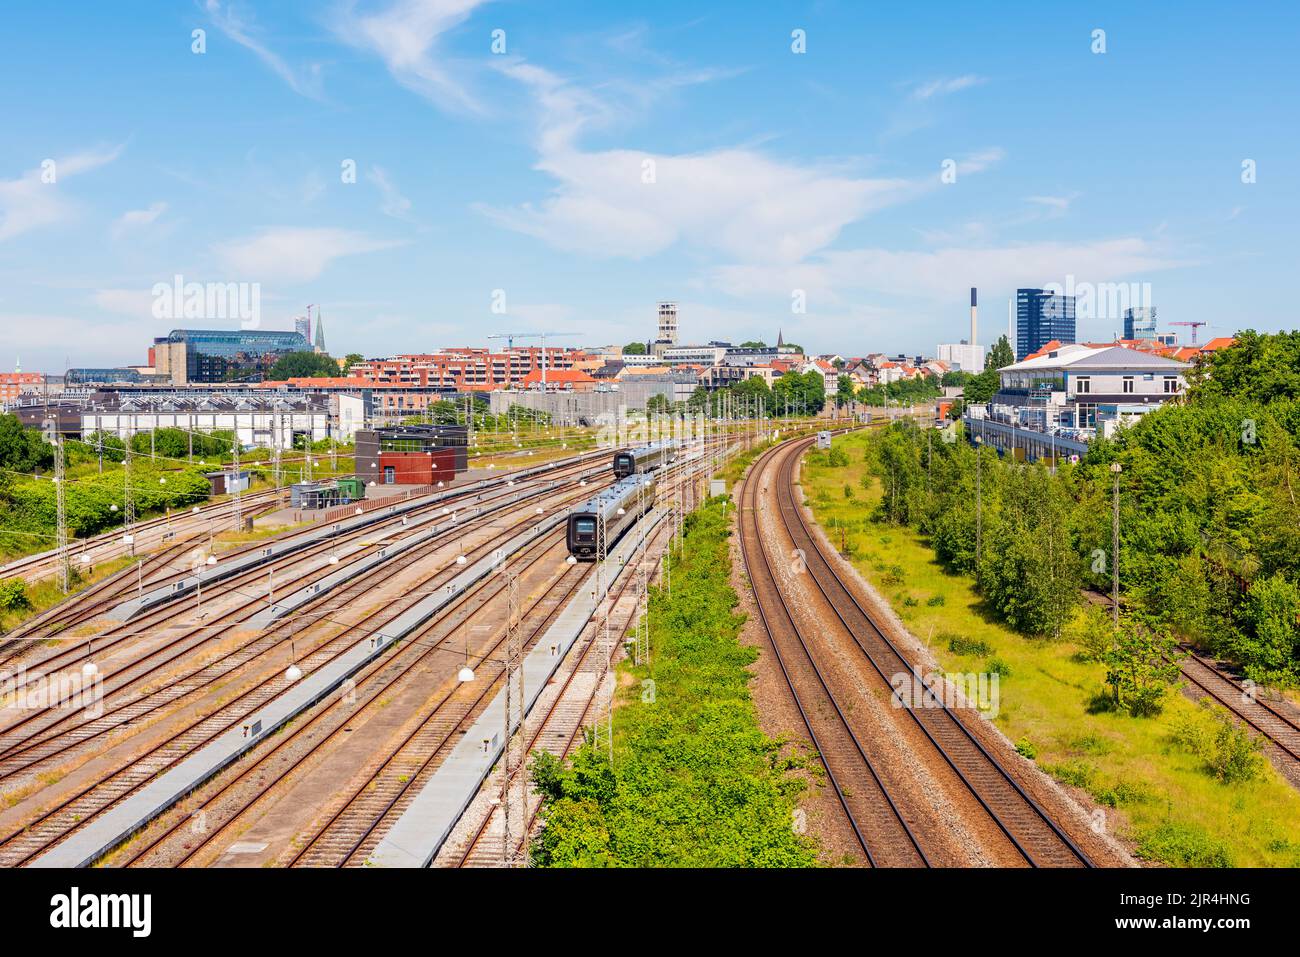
left=743, top=437, right=1093, bottom=867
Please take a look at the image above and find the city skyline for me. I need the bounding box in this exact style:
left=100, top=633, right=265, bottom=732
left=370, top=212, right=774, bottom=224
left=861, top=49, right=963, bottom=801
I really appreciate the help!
left=2, top=2, right=1296, bottom=372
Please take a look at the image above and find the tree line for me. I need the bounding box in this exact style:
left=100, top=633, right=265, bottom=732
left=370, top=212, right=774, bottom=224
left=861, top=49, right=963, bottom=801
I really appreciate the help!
left=856, top=331, right=1300, bottom=702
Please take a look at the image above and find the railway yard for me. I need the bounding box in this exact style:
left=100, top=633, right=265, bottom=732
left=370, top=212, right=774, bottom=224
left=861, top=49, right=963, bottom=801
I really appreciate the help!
left=0, top=427, right=1295, bottom=873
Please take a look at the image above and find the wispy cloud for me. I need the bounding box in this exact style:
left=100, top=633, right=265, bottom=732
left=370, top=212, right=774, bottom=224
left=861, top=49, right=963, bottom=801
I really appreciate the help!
left=0, top=145, right=123, bottom=242
left=205, top=0, right=325, bottom=99
left=482, top=61, right=922, bottom=264
left=367, top=165, right=413, bottom=220
left=110, top=201, right=168, bottom=240
left=332, top=0, right=491, bottom=114
left=911, top=74, right=987, bottom=100
left=213, top=226, right=405, bottom=283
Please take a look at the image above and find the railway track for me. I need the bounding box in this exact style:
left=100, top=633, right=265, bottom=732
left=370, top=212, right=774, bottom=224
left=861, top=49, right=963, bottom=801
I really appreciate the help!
left=450, top=518, right=668, bottom=867
left=1083, top=591, right=1300, bottom=777
left=1179, top=649, right=1300, bottom=767
left=114, top=533, right=582, bottom=868
left=743, top=437, right=1093, bottom=867
left=739, top=440, right=927, bottom=867
left=0, top=483, right=601, bottom=867
left=0, top=475, right=612, bottom=788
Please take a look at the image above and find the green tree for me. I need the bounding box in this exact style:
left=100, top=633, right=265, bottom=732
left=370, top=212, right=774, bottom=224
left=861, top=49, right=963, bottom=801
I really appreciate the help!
left=268, top=351, right=340, bottom=379
left=342, top=352, right=364, bottom=373
left=622, top=341, right=647, bottom=355
left=985, top=334, right=1015, bottom=370
left=835, top=374, right=856, bottom=407
left=1102, top=614, right=1183, bottom=716
left=0, top=415, right=52, bottom=473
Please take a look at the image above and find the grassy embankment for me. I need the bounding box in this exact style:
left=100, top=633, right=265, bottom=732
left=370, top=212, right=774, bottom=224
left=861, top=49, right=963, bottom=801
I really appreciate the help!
left=802, top=429, right=1300, bottom=868
left=529, top=492, right=818, bottom=866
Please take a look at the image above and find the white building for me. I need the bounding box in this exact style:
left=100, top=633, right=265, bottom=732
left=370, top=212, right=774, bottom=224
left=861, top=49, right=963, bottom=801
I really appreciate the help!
left=938, top=342, right=986, bottom=373
left=80, top=394, right=343, bottom=449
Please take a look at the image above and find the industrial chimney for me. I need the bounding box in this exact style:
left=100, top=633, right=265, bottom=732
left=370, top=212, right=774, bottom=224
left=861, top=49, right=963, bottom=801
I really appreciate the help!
left=970, top=287, right=977, bottom=346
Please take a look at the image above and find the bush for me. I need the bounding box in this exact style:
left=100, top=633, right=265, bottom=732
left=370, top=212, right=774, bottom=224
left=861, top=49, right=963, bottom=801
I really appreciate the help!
left=1171, top=704, right=1267, bottom=784
left=0, top=578, right=30, bottom=612
left=925, top=595, right=945, bottom=607
left=880, top=564, right=905, bottom=586
left=985, top=656, right=1013, bottom=677
left=945, top=633, right=991, bottom=657
left=1137, top=821, right=1233, bottom=868
left=1015, top=738, right=1037, bottom=759
left=827, top=446, right=850, bottom=468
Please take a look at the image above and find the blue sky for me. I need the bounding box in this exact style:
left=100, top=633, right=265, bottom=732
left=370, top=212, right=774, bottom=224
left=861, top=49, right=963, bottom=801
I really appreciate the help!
left=1, top=1, right=1296, bottom=372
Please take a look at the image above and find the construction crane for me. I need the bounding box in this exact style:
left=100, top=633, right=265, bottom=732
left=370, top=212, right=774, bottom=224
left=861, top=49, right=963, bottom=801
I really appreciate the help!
left=1170, top=320, right=1207, bottom=345
left=486, top=332, right=578, bottom=388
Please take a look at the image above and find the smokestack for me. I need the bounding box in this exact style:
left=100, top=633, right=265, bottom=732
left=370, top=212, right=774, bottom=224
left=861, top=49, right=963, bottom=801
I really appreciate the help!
left=970, top=287, right=977, bottom=346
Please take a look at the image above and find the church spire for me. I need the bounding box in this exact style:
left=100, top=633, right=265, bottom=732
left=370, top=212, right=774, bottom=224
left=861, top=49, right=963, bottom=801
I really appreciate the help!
left=777, top=329, right=784, bottom=349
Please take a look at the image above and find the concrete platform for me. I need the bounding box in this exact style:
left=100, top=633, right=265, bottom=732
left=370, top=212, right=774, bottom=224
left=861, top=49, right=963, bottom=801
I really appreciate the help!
left=367, top=508, right=664, bottom=868
left=30, top=512, right=570, bottom=868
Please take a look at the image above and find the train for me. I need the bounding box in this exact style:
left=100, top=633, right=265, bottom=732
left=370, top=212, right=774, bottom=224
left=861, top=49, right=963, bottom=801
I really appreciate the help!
left=566, top=473, right=657, bottom=560
left=612, top=440, right=677, bottom=478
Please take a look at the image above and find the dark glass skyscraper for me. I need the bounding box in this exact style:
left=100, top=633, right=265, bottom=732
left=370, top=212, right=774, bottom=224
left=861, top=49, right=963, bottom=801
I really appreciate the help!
left=1123, top=307, right=1157, bottom=341
left=1016, top=289, right=1077, bottom=360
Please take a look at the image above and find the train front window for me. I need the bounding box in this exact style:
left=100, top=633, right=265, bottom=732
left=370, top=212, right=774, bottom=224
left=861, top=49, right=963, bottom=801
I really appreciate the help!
left=575, top=518, right=596, bottom=536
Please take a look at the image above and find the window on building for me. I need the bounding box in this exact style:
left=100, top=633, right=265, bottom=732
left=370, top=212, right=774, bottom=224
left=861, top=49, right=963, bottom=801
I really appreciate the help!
left=1074, top=376, right=1091, bottom=394
left=1122, top=376, right=1135, bottom=394
left=1164, top=376, right=1180, bottom=393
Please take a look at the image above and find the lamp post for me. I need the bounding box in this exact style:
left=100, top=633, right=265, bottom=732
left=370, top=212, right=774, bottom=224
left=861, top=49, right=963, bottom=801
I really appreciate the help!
left=974, top=434, right=983, bottom=564
left=1110, top=461, right=1122, bottom=628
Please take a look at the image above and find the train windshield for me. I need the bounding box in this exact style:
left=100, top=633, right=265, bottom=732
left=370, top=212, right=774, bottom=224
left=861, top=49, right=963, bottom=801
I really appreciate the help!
left=575, top=518, right=596, bottom=535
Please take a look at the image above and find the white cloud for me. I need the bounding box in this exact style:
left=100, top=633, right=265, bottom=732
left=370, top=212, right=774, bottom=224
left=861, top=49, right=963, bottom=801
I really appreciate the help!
left=333, top=0, right=490, bottom=113
left=911, top=74, right=987, bottom=100
left=213, top=226, right=405, bottom=283
left=367, top=165, right=413, bottom=219
left=111, top=201, right=168, bottom=239
left=92, top=287, right=157, bottom=316
left=0, top=145, right=123, bottom=242
left=709, top=238, right=1187, bottom=306
left=205, top=1, right=325, bottom=99
left=481, top=62, right=923, bottom=264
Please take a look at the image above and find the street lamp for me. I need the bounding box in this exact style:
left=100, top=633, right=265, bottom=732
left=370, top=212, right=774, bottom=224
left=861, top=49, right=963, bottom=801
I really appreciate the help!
left=974, top=435, right=983, bottom=563
left=1110, top=461, right=1123, bottom=628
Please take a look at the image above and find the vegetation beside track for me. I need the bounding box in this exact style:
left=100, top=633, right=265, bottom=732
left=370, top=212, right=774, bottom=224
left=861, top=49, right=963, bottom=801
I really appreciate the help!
left=803, top=430, right=1300, bottom=867
left=529, top=495, right=819, bottom=867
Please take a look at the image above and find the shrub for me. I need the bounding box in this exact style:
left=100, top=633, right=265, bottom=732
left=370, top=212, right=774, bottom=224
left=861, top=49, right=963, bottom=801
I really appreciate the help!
left=1015, top=738, right=1037, bottom=760
left=985, top=656, right=1013, bottom=678
left=827, top=446, right=850, bottom=468
left=880, top=564, right=905, bottom=586
left=0, top=578, right=31, bottom=612
left=1171, top=704, right=1267, bottom=785
left=925, top=595, right=945, bottom=607
left=1044, top=759, right=1097, bottom=789
left=1137, top=822, right=1233, bottom=868
left=945, top=633, right=992, bottom=657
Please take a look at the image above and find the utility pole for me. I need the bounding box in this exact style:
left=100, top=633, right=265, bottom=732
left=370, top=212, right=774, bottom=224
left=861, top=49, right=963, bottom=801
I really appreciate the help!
left=123, top=429, right=136, bottom=556
left=974, top=435, right=983, bottom=564
left=592, top=510, right=614, bottom=764
left=501, top=569, right=525, bottom=867
left=231, top=440, right=243, bottom=532
left=1111, top=461, right=1122, bottom=628
left=54, top=434, right=70, bottom=593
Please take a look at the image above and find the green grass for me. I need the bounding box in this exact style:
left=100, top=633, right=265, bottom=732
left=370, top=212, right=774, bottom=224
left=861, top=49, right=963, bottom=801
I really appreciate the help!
left=802, top=429, right=1300, bottom=868
left=0, top=555, right=137, bottom=632
left=529, top=496, right=819, bottom=867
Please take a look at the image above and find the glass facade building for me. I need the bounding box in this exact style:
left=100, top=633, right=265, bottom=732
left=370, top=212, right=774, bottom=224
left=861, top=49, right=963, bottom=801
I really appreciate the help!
left=1123, top=307, right=1158, bottom=341
left=1016, top=289, right=1077, bottom=360
left=153, top=329, right=310, bottom=383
